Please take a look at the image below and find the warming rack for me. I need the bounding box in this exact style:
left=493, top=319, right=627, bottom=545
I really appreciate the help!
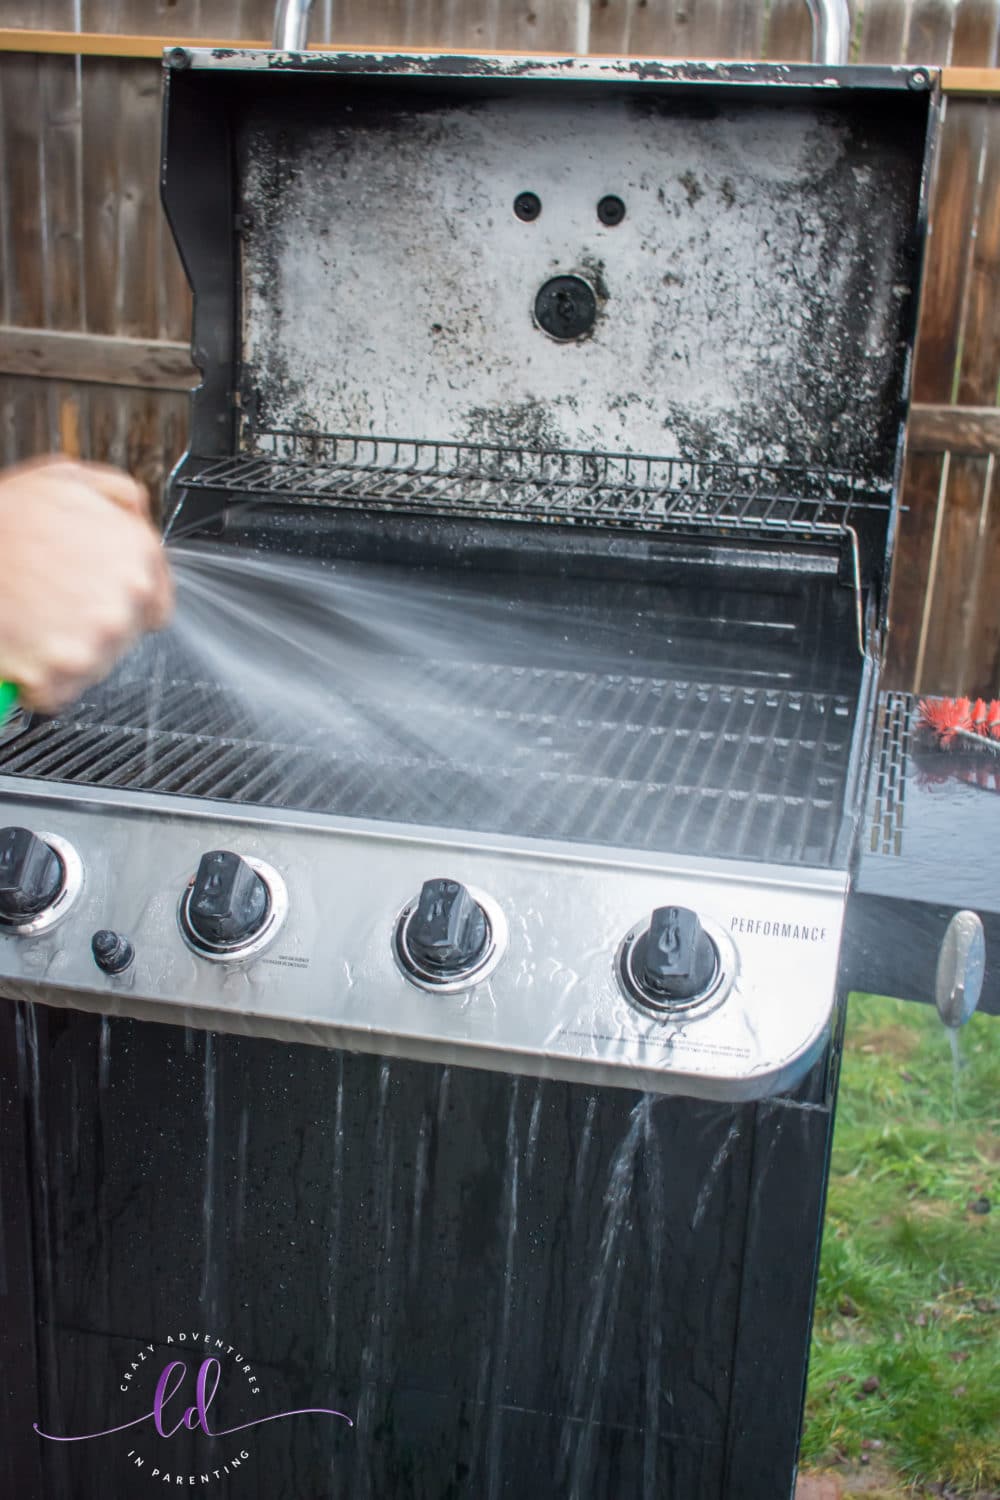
left=183, top=431, right=889, bottom=539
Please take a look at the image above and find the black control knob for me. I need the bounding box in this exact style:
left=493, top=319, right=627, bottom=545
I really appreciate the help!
left=92, top=930, right=135, bottom=976
left=637, top=906, right=717, bottom=1003
left=0, top=826, right=64, bottom=922
left=408, top=879, right=489, bottom=974
left=186, top=851, right=269, bottom=948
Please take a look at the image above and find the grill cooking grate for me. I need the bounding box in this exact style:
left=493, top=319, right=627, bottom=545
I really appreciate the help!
left=0, top=656, right=855, bottom=865
left=184, top=431, right=886, bottom=538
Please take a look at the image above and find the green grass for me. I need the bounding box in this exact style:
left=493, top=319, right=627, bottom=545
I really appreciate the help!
left=801, top=994, right=1000, bottom=1497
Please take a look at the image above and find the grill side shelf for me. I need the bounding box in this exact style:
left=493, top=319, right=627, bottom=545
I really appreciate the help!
left=846, top=691, right=1000, bottom=1016
left=178, top=433, right=889, bottom=541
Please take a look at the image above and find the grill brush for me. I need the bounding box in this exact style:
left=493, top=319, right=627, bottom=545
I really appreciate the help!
left=917, top=696, right=1000, bottom=752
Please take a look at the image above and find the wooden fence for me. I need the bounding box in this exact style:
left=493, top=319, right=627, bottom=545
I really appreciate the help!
left=1, top=0, right=999, bottom=694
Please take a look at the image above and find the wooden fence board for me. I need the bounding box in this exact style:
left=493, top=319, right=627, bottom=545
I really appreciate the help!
left=330, top=1, right=579, bottom=53
left=912, top=101, right=985, bottom=404
left=761, top=0, right=813, bottom=61
left=115, top=60, right=162, bottom=338
left=906, top=0, right=959, bottom=61
left=583, top=0, right=773, bottom=60
left=0, top=2, right=75, bottom=22
left=957, top=101, right=1000, bottom=404
left=0, top=1, right=273, bottom=38
left=0, top=373, right=63, bottom=463
left=888, top=451, right=947, bottom=685
left=40, top=55, right=84, bottom=331
left=859, top=0, right=912, bottom=62
left=951, top=0, right=1000, bottom=65
left=0, top=55, right=45, bottom=327
left=966, top=457, right=1000, bottom=691
left=919, top=454, right=992, bottom=687
left=909, top=403, right=1000, bottom=451
left=0, top=326, right=196, bottom=388
left=81, top=58, right=122, bottom=337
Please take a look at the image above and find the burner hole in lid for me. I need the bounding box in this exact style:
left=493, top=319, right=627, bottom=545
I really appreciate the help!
left=513, top=191, right=542, bottom=222
left=597, top=194, right=626, bottom=226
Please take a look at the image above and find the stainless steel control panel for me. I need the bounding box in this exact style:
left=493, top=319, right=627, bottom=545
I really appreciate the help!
left=0, top=781, right=847, bottom=1100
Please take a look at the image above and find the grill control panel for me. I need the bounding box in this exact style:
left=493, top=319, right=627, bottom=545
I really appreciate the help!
left=0, top=790, right=848, bottom=1101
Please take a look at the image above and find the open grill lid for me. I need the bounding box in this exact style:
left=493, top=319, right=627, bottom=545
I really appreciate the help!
left=163, top=53, right=935, bottom=596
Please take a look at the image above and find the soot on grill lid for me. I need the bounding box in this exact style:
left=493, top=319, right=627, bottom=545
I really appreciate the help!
left=163, top=53, right=932, bottom=593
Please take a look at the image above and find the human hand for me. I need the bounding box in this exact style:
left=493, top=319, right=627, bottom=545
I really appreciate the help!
left=0, top=456, right=174, bottom=714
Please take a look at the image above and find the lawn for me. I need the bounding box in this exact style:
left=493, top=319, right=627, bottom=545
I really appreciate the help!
left=799, top=993, right=1000, bottom=1498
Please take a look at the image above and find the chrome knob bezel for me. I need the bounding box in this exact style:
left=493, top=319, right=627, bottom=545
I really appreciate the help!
left=617, top=914, right=738, bottom=1020
left=178, top=856, right=288, bottom=962
left=0, top=832, right=83, bottom=936
left=394, top=884, right=508, bottom=993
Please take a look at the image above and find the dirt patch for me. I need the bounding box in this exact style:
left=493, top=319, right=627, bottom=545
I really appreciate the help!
left=854, top=1025, right=924, bottom=1061
left=975, top=1131, right=1000, bottom=1164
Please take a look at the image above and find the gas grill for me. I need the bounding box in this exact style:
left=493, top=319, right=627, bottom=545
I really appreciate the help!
left=1, top=47, right=989, bottom=1500
left=0, top=52, right=936, bottom=1095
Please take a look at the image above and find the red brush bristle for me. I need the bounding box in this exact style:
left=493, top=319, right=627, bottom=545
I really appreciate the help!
left=918, top=696, right=1000, bottom=750
left=918, top=696, right=972, bottom=748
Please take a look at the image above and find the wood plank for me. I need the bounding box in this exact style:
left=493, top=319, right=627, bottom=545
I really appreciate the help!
left=943, top=64, right=1000, bottom=91
left=858, top=0, right=912, bottom=63
left=463, top=2, right=578, bottom=54
left=0, top=53, right=45, bottom=326
left=40, top=54, right=84, bottom=331
left=908, top=403, right=1000, bottom=452
left=905, top=0, right=958, bottom=63
left=588, top=0, right=663, bottom=57
left=733, top=0, right=770, bottom=60
left=911, top=99, right=985, bottom=404
left=0, top=30, right=272, bottom=58
left=885, top=451, right=947, bottom=687
left=762, top=0, right=813, bottom=63
left=950, top=0, right=1000, bottom=66
left=81, top=381, right=189, bottom=516
left=0, top=326, right=197, bottom=389
left=0, top=3, right=73, bottom=22
left=57, top=387, right=81, bottom=458
left=0, top=373, right=56, bottom=465
left=80, top=55, right=121, bottom=337
left=114, top=58, right=162, bottom=338
left=5, top=23, right=996, bottom=68
left=916, top=453, right=991, bottom=691
left=589, top=0, right=750, bottom=59
left=325, top=2, right=580, bottom=53
left=86, top=0, right=265, bottom=39
left=680, top=0, right=746, bottom=58
left=966, top=456, right=1000, bottom=694
left=956, top=101, right=1000, bottom=403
